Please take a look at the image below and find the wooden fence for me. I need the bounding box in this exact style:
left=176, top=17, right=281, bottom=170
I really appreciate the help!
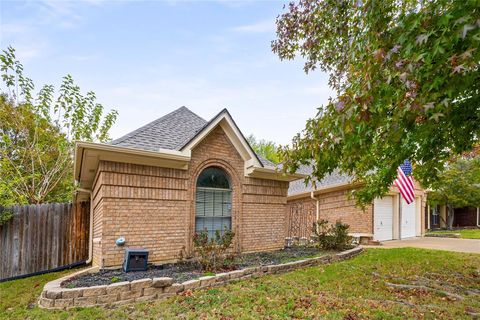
left=0, top=202, right=90, bottom=281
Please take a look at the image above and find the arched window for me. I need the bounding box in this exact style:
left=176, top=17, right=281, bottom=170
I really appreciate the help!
left=195, top=167, right=232, bottom=238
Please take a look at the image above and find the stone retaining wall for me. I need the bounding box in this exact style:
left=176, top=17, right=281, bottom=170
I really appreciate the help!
left=38, top=247, right=363, bottom=309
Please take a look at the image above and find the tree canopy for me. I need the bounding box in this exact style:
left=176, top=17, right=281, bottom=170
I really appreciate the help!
left=428, top=156, right=480, bottom=228
left=272, top=0, right=480, bottom=205
left=247, top=134, right=281, bottom=164
left=0, top=46, right=118, bottom=204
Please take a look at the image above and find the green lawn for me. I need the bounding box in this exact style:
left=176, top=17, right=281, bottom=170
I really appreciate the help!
left=1, top=248, right=479, bottom=319
left=426, top=228, right=480, bottom=239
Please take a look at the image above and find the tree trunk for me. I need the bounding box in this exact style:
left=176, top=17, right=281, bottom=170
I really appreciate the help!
left=446, top=204, right=455, bottom=230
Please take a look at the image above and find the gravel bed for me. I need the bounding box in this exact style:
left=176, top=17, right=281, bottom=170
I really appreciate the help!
left=63, top=246, right=325, bottom=288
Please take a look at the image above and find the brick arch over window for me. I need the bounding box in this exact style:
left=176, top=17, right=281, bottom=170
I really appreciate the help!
left=188, top=159, right=242, bottom=253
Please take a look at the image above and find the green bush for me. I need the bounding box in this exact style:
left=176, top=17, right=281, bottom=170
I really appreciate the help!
left=0, top=210, right=13, bottom=226
left=312, top=219, right=353, bottom=251
left=193, top=227, right=235, bottom=272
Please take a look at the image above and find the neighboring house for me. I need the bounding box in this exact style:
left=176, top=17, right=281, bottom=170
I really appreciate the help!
left=286, top=165, right=427, bottom=242
left=427, top=205, right=480, bottom=229
left=74, top=107, right=302, bottom=268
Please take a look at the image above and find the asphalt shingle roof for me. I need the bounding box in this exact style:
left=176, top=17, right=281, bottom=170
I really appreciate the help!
left=109, top=106, right=274, bottom=168
left=110, top=106, right=208, bottom=151
left=288, top=164, right=352, bottom=196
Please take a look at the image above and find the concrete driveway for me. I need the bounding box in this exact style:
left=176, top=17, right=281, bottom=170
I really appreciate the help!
left=375, top=237, right=480, bottom=254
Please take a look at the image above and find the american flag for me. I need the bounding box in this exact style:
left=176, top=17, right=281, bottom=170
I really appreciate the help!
left=394, top=160, right=415, bottom=204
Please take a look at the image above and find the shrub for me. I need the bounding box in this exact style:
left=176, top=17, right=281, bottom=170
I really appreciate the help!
left=0, top=210, right=13, bottom=226
left=312, top=219, right=353, bottom=251
left=193, top=227, right=235, bottom=272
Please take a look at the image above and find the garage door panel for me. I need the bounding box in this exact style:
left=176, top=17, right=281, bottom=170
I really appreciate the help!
left=374, top=197, right=393, bottom=241
left=401, top=198, right=416, bottom=238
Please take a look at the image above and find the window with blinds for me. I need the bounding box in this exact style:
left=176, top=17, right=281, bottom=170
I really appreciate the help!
left=195, top=167, right=232, bottom=238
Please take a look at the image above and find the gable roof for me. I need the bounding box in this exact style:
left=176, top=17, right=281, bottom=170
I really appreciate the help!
left=109, top=106, right=271, bottom=167
left=288, top=164, right=352, bottom=196
left=179, top=108, right=264, bottom=168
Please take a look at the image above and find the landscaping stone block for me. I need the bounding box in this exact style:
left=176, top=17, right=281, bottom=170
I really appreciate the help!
left=164, top=283, right=184, bottom=293
left=228, top=270, right=244, bottom=279
left=54, top=298, right=73, bottom=308
left=152, top=277, right=173, bottom=288
left=83, top=285, right=107, bottom=297
left=242, top=267, right=256, bottom=275
left=45, top=289, right=62, bottom=299
left=74, top=296, right=97, bottom=307
left=96, top=293, right=119, bottom=305
left=182, top=279, right=200, bottom=291
left=199, top=276, right=216, bottom=288
left=157, top=293, right=174, bottom=300
left=215, top=272, right=230, bottom=282
left=61, top=288, right=83, bottom=299
left=106, top=281, right=130, bottom=294
left=44, top=279, right=62, bottom=291
left=267, top=265, right=280, bottom=273
left=258, top=266, right=269, bottom=273
left=143, top=287, right=163, bottom=297
left=135, top=294, right=156, bottom=303
left=112, top=298, right=135, bottom=307
left=130, top=278, right=152, bottom=291
left=39, top=297, right=55, bottom=308
left=119, top=290, right=143, bottom=300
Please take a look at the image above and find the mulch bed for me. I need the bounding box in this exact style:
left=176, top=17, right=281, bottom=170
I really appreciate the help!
left=63, top=246, right=325, bottom=288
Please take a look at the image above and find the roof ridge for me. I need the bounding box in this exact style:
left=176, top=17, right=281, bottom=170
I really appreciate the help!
left=110, top=106, right=206, bottom=146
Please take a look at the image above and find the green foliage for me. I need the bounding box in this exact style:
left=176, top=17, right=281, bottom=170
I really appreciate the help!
left=272, top=0, right=480, bottom=205
left=193, top=228, right=235, bottom=271
left=0, top=96, right=73, bottom=204
left=0, top=209, right=13, bottom=226
left=428, top=157, right=480, bottom=228
left=110, top=276, right=121, bottom=283
left=247, top=134, right=281, bottom=164
left=428, top=157, right=480, bottom=207
left=312, top=219, right=353, bottom=251
left=0, top=46, right=118, bottom=204
left=3, top=249, right=479, bottom=319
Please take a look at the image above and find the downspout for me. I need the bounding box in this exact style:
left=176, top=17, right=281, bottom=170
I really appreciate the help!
left=311, top=191, right=319, bottom=233
left=77, top=188, right=93, bottom=264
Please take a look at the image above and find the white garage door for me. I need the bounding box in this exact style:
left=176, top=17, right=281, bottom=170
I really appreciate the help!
left=374, top=197, right=394, bottom=241
left=401, top=197, right=416, bottom=238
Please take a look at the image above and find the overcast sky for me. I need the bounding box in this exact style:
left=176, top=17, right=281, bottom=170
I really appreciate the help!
left=0, top=0, right=333, bottom=145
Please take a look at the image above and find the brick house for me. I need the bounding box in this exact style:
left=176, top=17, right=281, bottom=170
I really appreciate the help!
left=286, top=165, right=427, bottom=242
left=427, top=205, right=480, bottom=229
left=74, top=107, right=303, bottom=268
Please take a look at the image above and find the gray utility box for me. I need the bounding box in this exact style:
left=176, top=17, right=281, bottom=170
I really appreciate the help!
left=123, top=248, right=149, bottom=272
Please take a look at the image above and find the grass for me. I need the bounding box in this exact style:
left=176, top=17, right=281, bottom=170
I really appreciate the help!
left=1, top=248, right=479, bottom=319
left=426, top=228, right=480, bottom=239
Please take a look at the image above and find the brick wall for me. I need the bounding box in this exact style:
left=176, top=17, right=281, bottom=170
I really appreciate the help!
left=286, top=188, right=373, bottom=237
left=186, top=126, right=289, bottom=254
left=454, top=206, right=478, bottom=227
left=92, top=126, right=289, bottom=267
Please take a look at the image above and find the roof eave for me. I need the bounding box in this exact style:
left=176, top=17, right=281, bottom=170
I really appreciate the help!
left=74, top=141, right=190, bottom=190
left=246, top=166, right=306, bottom=182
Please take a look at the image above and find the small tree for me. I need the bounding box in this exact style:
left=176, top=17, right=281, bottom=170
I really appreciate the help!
left=247, top=134, right=281, bottom=164
left=0, top=46, right=118, bottom=204
left=428, top=157, right=480, bottom=229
